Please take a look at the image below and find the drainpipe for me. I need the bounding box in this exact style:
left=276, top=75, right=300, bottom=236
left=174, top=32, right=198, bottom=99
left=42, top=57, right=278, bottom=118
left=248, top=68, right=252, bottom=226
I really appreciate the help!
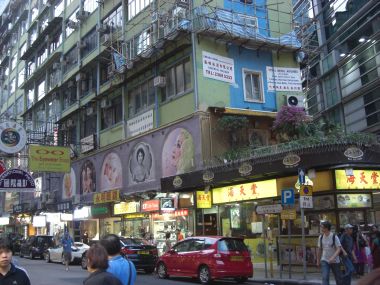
left=190, top=0, right=199, bottom=111
left=121, top=0, right=127, bottom=138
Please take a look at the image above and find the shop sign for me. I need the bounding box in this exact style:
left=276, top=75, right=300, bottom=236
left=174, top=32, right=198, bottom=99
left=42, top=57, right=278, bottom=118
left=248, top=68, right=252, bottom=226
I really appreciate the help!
left=160, top=198, right=175, bottom=211
left=12, top=203, right=26, bottom=214
left=173, top=176, right=183, bottom=188
left=33, top=215, right=47, bottom=227
left=202, top=171, right=214, bottom=183
left=91, top=205, right=110, bottom=218
left=202, top=51, right=235, bottom=84
left=313, top=195, right=335, bottom=210
left=152, top=209, right=188, bottom=218
left=0, top=217, right=9, bottom=225
left=74, top=206, right=91, bottom=220
left=0, top=169, right=35, bottom=192
left=141, top=199, right=160, bottom=212
left=196, top=191, right=212, bottom=209
left=256, top=204, right=282, bottom=215
left=60, top=213, right=73, bottom=221
left=29, top=145, right=71, bottom=173
left=300, top=185, right=313, bottom=196
left=114, top=202, right=139, bottom=215
left=282, top=153, right=300, bottom=168
left=0, top=121, right=27, bottom=154
left=335, top=170, right=380, bottom=190
left=337, top=193, right=372, bottom=209
left=300, top=196, right=313, bottom=208
left=126, top=109, right=154, bottom=137
left=56, top=201, right=72, bottom=212
left=212, top=179, right=277, bottom=204
left=125, top=213, right=149, bottom=219
left=239, top=163, right=253, bottom=176
left=344, top=147, right=364, bottom=160
left=280, top=209, right=296, bottom=220
left=80, top=134, right=95, bottom=153
left=93, top=189, right=120, bottom=204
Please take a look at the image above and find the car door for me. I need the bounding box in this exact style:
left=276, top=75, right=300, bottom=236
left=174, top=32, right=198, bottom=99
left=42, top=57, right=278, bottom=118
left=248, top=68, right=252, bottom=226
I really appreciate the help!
left=164, top=240, right=191, bottom=275
left=186, top=238, right=205, bottom=276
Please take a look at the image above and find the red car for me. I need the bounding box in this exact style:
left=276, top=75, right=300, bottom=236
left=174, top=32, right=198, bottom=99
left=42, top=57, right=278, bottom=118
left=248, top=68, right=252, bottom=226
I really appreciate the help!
left=156, top=236, right=253, bottom=284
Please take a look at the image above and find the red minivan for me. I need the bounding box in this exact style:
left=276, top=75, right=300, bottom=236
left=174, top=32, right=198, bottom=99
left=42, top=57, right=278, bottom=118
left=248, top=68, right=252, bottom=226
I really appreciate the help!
left=157, top=236, right=253, bottom=284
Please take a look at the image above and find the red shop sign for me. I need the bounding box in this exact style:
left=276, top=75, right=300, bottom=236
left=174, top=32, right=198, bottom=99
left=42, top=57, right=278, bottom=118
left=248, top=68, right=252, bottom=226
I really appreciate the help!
left=141, top=200, right=160, bottom=212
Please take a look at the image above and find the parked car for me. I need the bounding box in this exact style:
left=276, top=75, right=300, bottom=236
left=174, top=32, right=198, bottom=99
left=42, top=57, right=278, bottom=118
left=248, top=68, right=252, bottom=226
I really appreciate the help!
left=19, top=235, right=54, bottom=259
left=44, top=242, right=90, bottom=264
left=156, top=236, right=253, bottom=284
left=81, top=237, right=158, bottom=274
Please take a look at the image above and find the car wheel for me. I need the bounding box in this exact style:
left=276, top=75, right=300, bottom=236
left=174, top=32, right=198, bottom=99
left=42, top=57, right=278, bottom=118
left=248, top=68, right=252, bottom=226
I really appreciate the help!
left=144, top=267, right=155, bottom=274
left=198, top=265, right=211, bottom=285
left=157, top=262, right=168, bottom=279
left=81, top=254, right=87, bottom=269
left=45, top=253, right=51, bottom=263
left=235, top=277, right=248, bottom=283
left=30, top=251, right=34, bottom=260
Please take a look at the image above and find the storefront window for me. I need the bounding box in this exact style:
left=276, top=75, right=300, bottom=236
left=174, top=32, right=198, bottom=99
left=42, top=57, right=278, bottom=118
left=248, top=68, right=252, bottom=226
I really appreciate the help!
left=339, top=211, right=365, bottom=228
left=123, top=218, right=150, bottom=238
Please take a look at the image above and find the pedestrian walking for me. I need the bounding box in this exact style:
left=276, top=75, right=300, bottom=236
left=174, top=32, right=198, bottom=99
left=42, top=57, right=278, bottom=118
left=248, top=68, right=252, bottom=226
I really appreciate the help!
left=316, top=221, right=343, bottom=285
left=371, top=232, right=380, bottom=269
left=340, top=224, right=357, bottom=285
left=0, top=241, right=31, bottom=285
left=61, top=231, right=74, bottom=271
left=83, top=243, right=122, bottom=285
left=354, top=228, right=368, bottom=276
left=100, top=234, right=136, bottom=285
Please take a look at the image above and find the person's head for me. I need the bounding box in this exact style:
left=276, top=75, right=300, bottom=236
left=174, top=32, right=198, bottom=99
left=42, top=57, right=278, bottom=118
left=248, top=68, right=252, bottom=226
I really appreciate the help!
left=165, top=232, right=171, bottom=239
left=136, top=148, right=145, bottom=164
left=345, top=224, right=354, bottom=235
left=176, top=228, right=181, bottom=234
left=0, top=242, right=12, bottom=268
left=320, top=221, right=332, bottom=234
left=86, top=243, right=109, bottom=273
left=100, top=234, right=121, bottom=256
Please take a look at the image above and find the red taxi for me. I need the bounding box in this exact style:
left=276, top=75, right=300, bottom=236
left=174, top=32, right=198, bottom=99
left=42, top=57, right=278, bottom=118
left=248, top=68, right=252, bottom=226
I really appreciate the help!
left=157, top=236, right=253, bottom=284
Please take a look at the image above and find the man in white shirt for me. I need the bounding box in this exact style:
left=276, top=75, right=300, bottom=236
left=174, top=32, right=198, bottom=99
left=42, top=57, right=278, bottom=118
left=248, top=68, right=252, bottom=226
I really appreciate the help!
left=316, top=221, right=342, bottom=285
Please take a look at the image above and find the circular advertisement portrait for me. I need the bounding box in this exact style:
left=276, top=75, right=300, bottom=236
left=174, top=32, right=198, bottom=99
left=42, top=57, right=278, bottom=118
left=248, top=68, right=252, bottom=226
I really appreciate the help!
left=62, top=168, right=76, bottom=200
left=129, top=142, right=153, bottom=184
left=100, top=152, right=123, bottom=191
left=0, top=122, right=27, bottom=154
left=80, top=160, right=96, bottom=195
left=162, top=128, right=195, bottom=177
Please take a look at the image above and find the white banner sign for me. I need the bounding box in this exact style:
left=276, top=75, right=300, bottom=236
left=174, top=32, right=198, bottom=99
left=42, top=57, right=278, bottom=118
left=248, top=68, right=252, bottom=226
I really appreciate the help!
left=80, top=134, right=95, bottom=153
left=256, top=204, right=283, bottom=214
left=300, top=196, right=313, bottom=209
left=266, top=67, right=302, bottom=92
left=126, top=110, right=154, bottom=138
left=202, top=51, right=235, bottom=83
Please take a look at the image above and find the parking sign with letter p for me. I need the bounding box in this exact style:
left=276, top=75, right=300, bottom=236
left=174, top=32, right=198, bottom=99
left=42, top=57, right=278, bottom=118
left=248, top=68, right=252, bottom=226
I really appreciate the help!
left=281, top=188, right=295, bottom=205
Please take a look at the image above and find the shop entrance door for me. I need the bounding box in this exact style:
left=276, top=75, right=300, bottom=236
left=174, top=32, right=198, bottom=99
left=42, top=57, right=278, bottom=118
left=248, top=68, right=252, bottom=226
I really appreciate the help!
left=204, top=214, right=217, bottom=236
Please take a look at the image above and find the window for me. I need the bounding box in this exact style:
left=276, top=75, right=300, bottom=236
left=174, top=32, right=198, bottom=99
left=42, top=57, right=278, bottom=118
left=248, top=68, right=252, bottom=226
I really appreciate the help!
left=29, top=26, right=37, bottom=45
left=17, top=71, right=24, bottom=87
left=82, top=107, right=96, bottom=137
left=37, top=80, right=46, bottom=101
left=173, top=240, right=191, bottom=252
left=65, top=11, right=78, bottom=38
left=162, top=58, right=192, bottom=101
left=10, top=78, right=15, bottom=94
left=27, top=87, right=34, bottom=108
left=323, top=73, right=339, bottom=107
left=240, top=14, right=257, bottom=29
left=37, top=47, right=48, bottom=67
left=64, top=47, right=78, bottom=74
left=55, top=0, right=64, bottom=17
left=10, top=55, right=16, bottom=71
left=16, top=96, right=24, bottom=115
left=83, top=0, right=98, bottom=14
left=50, top=32, right=62, bottom=54
left=81, top=30, right=97, bottom=58
left=128, top=78, right=154, bottom=116
left=48, top=97, right=60, bottom=120
left=7, top=104, right=14, bottom=118
left=63, top=82, right=77, bottom=109
left=128, top=0, right=152, bottom=20
left=101, top=95, right=122, bottom=130
left=364, top=87, right=380, bottom=127
left=104, top=5, right=123, bottom=31
left=19, top=43, right=26, bottom=59
left=36, top=103, right=46, bottom=129
left=243, top=69, right=263, bottom=102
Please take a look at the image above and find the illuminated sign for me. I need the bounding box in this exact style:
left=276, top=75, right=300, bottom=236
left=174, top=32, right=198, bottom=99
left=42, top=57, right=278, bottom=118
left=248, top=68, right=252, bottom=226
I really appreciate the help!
left=212, top=179, right=277, bottom=204
left=29, top=145, right=70, bottom=173
left=335, top=170, right=380, bottom=190
left=73, top=206, right=91, bottom=220
left=0, top=122, right=27, bottom=154
left=125, top=213, right=149, bottom=219
left=93, top=189, right=120, bottom=204
left=141, top=200, right=160, bottom=212
left=337, top=193, right=372, bottom=208
left=152, top=209, right=188, bottom=218
left=0, top=169, right=35, bottom=192
left=60, top=213, right=73, bottom=221
left=196, top=191, right=212, bottom=209
left=114, top=202, right=139, bottom=215
left=33, top=215, right=46, bottom=227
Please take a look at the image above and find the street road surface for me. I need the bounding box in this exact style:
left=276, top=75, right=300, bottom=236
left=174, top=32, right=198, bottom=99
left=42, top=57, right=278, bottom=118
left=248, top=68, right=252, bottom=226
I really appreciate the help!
left=14, top=257, right=265, bottom=285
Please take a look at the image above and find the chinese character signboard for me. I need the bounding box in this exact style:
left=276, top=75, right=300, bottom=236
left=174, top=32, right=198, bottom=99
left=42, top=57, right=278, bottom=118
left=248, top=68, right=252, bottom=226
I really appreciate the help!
left=212, top=179, right=277, bottom=204
left=266, top=67, right=302, bottom=92
left=80, top=135, right=95, bottom=153
left=114, top=202, right=139, bottom=215
left=141, top=200, right=160, bottom=212
left=126, top=110, right=154, bottom=138
left=29, top=145, right=71, bottom=173
left=335, top=170, right=380, bottom=190
left=196, top=191, right=212, bottom=209
left=93, top=189, right=120, bottom=204
left=0, top=169, right=35, bottom=192
left=202, top=51, right=235, bottom=84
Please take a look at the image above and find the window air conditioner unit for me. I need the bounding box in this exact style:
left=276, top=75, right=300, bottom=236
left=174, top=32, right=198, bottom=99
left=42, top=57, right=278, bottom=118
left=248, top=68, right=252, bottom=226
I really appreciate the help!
left=66, top=119, right=75, bottom=127
left=154, top=76, right=166, bottom=87
left=76, top=40, right=87, bottom=49
left=66, top=20, right=78, bottom=29
left=76, top=9, right=90, bottom=21
left=286, top=95, right=305, bottom=108
left=86, top=106, right=94, bottom=116
left=100, top=98, right=111, bottom=109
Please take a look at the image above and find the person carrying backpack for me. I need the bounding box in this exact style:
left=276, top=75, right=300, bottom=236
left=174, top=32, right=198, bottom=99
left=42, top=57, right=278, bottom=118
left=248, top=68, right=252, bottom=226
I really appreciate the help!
left=317, top=221, right=343, bottom=285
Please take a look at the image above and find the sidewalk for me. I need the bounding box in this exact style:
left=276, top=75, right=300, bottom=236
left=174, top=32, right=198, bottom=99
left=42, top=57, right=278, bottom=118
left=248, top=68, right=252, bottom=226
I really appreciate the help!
left=249, top=263, right=360, bottom=285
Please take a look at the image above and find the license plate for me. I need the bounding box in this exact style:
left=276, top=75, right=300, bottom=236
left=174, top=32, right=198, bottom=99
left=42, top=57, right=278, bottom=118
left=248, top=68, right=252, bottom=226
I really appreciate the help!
left=230, top=256, right=243, bottom=261
left=139, top=251, right=149, bottom=255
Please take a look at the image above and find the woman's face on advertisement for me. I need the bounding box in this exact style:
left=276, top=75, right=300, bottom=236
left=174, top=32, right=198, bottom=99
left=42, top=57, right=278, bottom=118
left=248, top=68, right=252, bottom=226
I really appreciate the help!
left=171, top=134, right=184, bottom=166
left=137, top=151, right=144, bottom=164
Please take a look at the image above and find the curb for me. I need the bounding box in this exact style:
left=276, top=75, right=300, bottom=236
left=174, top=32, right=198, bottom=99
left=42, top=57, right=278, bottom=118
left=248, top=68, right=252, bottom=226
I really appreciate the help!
left=249, top=278, right=321, bottom=285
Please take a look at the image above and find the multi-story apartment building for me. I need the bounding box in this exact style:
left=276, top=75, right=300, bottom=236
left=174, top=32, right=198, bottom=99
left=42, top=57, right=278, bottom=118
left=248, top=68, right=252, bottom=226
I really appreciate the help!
left=0, top=0, right=301, bottom=249
left=294, top=0, right=380, bottom=135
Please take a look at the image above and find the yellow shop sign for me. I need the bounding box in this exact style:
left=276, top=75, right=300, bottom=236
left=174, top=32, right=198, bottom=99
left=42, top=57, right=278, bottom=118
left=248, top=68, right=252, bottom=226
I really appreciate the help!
left=335, top=170, right=380, bottom=190
left=196, top=191, right=212, bottom=209
left=29, top=145, right=70, bottom=173
left=212, top=179, right=277, bottom=204
left=114, top=202, right=139, bottom=215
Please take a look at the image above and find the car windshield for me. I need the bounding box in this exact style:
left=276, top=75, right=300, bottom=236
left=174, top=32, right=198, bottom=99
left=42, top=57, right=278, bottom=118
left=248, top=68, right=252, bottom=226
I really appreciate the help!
left=120, top=238, right=150, bottom=246
left=217, top=239, right=248, bottom=252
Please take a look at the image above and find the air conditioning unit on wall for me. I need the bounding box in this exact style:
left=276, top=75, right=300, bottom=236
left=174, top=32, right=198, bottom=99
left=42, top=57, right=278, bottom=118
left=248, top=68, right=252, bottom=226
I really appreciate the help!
left=286, top=95, right=305, bottom=108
